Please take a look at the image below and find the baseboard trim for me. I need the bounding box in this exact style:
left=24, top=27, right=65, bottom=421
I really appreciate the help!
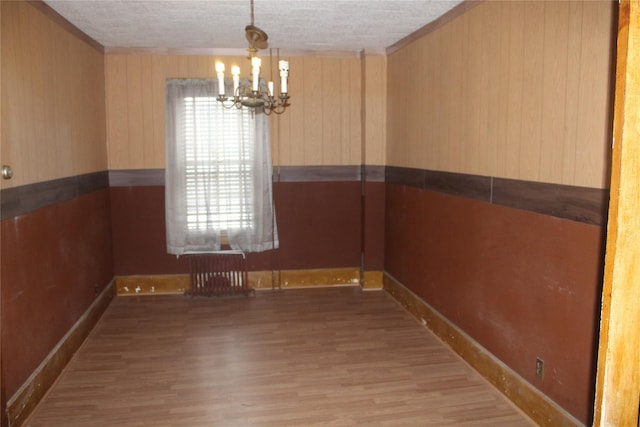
left=362, top=271, right=384, bottom=289
left=383, top=273, right=584, bottom=427
left=115, top=275, right=189, bottom=295
left=253, top=268, right=361, bottom=289
left=7, top=280, right=116, bottom=427
left=115, top=268, right=364, bottom=295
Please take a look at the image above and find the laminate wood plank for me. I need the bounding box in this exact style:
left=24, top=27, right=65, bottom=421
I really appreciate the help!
left=26, top=288, right=535, bottom=426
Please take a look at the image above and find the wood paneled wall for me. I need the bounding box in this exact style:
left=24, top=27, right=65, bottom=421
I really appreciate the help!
left=387, top=0, right=615, bottom=189
left=105, top=54, right=364, bottom=169
left=1, top=1, right=107, bottom=189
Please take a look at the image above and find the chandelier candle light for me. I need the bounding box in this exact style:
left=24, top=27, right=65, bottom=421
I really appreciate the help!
left=215, top=0, right=290, bottom=115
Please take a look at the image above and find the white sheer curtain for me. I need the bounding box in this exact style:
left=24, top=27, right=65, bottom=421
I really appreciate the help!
left=165, top=78, right=278, bottom=255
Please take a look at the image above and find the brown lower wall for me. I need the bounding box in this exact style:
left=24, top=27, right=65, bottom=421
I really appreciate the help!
left=1, top=189, right=114, bottom=398
left=364, top=181, right=385, bottom=271
left=384, top=183, right=604, bottom=424
left=109, top=181, right=364, bottom=275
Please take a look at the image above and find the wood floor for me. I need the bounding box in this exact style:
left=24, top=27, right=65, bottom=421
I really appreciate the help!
left=26, top=286, right=536, bottom=426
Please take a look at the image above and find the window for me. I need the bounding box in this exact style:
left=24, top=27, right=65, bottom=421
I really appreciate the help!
left=183, top=96, right=254, bottom=232
left=165, top=79, right=278, bottom=255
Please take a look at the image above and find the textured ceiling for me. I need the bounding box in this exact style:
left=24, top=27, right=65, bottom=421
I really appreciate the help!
left=43, top=0, right=463, bottom=53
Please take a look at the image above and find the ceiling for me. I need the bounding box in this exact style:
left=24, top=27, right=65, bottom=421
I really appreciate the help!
left=43, top=0, right=463, bottom=53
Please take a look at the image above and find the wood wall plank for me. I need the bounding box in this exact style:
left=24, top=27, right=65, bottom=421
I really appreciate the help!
left=404, top=42, right=421, bottom=169
left=364, top=55, right=386, bottom=166
left=386, top=0, right=615, bottom=189
left=540, top=1, right=570, bottom=185
left=140, top=56, right=155, bottom=168
left=340, top=59, right=353, bottom=164
left=126, top=55, right=144, bottom=169
left=463, top=6, right=483, bottom=175
left=494, top=2, right=511, bottom=179
left=106, top=55, right=129, bottom=170
left=428, top=28, right=443, bottom=168
left=322, top=59, right=342, bottom=164
left=387, top=47, right=408, bottom=168
left=151, top=56, right=167, bottom=167
left=562, top=2, right=584, bottom=185
left=482, top=2, right=502, bottom=175
left=302, top=57, right=324, bottom=165
left=447, top=16, right=464, bottom=172
left=349, top=59, right=363, bottom=165
left=504, top=1, right=525, bottom=180
left=519, top=1, right=544, bottom=182
left=577, top=1, right=615, bottom=188
left=284, top=57, right=304, bottom=166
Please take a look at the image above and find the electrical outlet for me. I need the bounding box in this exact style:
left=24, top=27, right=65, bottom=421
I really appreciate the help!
left=535, top=357, right=544, bottom=380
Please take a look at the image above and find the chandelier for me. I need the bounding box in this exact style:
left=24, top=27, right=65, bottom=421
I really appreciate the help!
left=215, top=0, right=290, bottom=115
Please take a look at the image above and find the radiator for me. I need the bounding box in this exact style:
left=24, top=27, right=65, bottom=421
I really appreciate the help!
left=186, top=252, right=253, bottom=297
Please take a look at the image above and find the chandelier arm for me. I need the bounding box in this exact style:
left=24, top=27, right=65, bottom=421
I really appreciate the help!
left=216, top=95, right=243, bottom=110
